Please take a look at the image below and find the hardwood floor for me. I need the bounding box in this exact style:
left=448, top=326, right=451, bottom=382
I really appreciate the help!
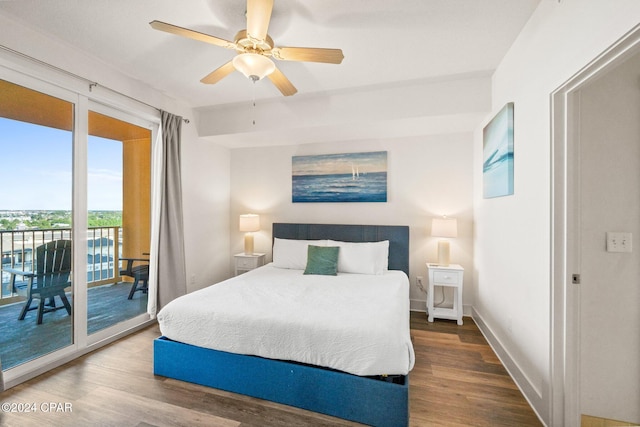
left=409, top=312, right=541, bottom=426
left=0, top=312, right=541, bottom=426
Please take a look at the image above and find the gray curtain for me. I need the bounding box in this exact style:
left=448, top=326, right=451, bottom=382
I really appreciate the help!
left=157, top=110, right=187, bottom=309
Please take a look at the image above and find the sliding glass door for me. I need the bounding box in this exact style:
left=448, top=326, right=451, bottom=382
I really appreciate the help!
left=0, top=69, right=156, bottom=380
left=86, top=106, right=151, bottom=338
left=0, top=78, right=75, bottom=369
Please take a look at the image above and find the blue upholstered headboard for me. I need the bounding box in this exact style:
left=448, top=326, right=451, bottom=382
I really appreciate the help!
left=272, top=223, right=410, bottom=277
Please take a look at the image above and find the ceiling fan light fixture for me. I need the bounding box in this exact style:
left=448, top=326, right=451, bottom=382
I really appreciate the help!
left=232, top=53, right=275, bottom=81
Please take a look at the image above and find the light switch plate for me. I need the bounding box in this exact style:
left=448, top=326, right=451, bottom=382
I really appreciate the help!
left=606, top=232, right=632, bottom=253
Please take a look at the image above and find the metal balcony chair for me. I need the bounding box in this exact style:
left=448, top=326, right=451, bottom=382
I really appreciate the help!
left=3, top=239, right=72, bottom=324
left=119, top=256, right=149, bottom=300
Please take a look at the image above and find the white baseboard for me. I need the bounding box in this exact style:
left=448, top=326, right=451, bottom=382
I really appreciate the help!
left=410, top=298, right=425, bottom=311
left=471, top=307, right=548, bottom=426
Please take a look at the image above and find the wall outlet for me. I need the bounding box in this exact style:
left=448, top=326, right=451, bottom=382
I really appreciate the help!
left=190, top=274, right=196, bottom=285
left=416, top=276, right=425, bottom=293
left=606, top=232, right=632, bottom=253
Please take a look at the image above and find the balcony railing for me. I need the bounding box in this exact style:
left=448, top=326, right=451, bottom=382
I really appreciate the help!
left=0, top=226, right=124, bottom=302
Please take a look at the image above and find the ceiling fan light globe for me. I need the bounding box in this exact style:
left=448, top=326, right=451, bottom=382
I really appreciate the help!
left=233, top=53, right=275, bottom=81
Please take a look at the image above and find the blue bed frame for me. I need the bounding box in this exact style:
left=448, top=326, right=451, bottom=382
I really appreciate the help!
left=154, top=223, right=411, bottom=427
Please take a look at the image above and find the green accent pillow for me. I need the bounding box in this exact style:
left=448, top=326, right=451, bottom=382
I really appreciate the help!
left=303, top=245, right=340, bottom=276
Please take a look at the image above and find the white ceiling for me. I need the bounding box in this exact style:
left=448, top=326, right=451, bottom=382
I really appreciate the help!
left=0, top=0, right=540, bottom=109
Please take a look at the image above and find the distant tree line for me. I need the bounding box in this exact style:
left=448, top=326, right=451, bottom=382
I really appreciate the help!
left=88, top=211, right=123, bottom=227
left=0, top=211, right=122, bottom=231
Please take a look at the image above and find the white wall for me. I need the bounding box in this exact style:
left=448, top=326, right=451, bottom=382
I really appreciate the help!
left=578, top=53, right=640, bottom=423
left=181, top=132, right=231, bottom=292
left=473, top=0, right=640, bottom=424
left=229, top=134, right=474, bottom=309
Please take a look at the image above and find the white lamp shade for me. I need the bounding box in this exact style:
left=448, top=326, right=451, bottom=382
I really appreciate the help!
left=239, top=214, right=260, bottom=232
left=232, top=53, right=275, bottom=80
left=431, top=217, right=458, bottom=238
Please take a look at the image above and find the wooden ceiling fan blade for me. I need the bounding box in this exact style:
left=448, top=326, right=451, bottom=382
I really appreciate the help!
left=267, top=68, right=297, bottom=96
left=272, top=47, right=344, bottom=64
left=150, top=20, right=236, bottom=49
left=200, top=61, right=236, bottom=84
left=246, top=0, right=273, bottom=41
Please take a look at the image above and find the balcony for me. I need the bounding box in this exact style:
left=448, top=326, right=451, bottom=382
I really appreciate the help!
left=0, top=227, right=149, bottom=370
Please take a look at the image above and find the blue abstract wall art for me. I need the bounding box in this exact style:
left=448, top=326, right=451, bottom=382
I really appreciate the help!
left=483, top=102, right=514, bottom=198
left=292, top=151, right=387, bottom=203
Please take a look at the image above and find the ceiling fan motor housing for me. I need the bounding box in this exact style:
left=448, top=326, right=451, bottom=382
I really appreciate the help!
left=234, top=29, right=274, bottom=53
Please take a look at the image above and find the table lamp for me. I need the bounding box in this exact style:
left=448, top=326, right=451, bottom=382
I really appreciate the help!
left=431, top=216, right=458, bottom=266
left=239, top=214, right=260, bottom=255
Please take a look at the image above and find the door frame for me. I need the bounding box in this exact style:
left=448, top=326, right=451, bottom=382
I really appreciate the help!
left=550, top=23, right=640, bottom=427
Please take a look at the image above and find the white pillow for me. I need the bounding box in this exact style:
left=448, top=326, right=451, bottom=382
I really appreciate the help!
left=272, top=238, right=329, bottom=270
left=327, top=240, right=389, bottom=275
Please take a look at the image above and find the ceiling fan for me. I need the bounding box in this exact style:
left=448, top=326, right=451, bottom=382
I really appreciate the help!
left=150, top=0, right=344, bottom=96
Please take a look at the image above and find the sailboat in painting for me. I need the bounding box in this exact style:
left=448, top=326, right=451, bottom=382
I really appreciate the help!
left=351, top=164, right=359, bottom=180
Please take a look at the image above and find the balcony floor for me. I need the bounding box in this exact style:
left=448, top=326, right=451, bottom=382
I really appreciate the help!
left=0, top=282, right=148, bottom=370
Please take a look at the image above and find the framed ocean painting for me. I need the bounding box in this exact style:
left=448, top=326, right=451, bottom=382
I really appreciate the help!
left=483, top=102, right=514, bottom=198
left=292, top=151, right=387, bottom=203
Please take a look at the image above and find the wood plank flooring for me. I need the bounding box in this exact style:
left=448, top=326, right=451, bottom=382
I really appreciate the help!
left=0, top=312, right=542, bottom=426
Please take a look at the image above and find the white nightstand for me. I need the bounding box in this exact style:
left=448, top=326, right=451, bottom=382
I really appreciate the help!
left=426, top=263, right=464, bottom=325
left=234, top=253, right=265, bottom=276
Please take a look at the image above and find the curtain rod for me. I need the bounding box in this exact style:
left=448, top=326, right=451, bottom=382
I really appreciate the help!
left=0, top=44, right=189, bottom=124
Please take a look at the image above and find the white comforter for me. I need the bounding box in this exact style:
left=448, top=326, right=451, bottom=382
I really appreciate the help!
left=157, top=264, right=415, bottom=376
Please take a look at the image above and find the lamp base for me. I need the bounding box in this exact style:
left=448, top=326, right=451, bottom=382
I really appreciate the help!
left=244, top=233, right=254, bottom=255
left=437, top=240, right=450, bottom=267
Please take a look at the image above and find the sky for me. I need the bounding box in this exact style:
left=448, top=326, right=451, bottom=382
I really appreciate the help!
left=0, top=118, right=123, bottom=211
left=292, top=151, right=387, bottom=176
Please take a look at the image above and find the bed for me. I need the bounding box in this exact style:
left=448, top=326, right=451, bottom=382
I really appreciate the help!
left=154, top=223, right=413, bottom=426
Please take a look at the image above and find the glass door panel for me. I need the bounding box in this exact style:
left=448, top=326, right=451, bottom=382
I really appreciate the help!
left=87, top=109, right=151, bottom=335
left=0, top=79, right=74, bottom=369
